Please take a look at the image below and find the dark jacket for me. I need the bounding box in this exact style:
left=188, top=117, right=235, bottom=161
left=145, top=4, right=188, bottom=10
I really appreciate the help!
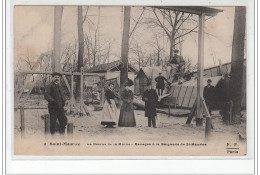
left=203, top=85, right=215, bottom=101
left=44, top=82, right=66, bottom=109
left=142, top=89, right=158, bottom=117
left=155, top=76, right=167, bottom=89
left=169, top=55, right=185, bottom=66
left=105, top=89, right=116, bottom=105
left=121, top=89, right=134, bottom=112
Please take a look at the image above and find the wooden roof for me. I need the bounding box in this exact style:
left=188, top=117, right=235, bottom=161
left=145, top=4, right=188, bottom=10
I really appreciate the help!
left=153, top=6, right=223, bottom=16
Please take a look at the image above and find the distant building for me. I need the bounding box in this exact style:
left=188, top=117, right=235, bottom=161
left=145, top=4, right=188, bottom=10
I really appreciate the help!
left=85, top=60, right=138, bottom=90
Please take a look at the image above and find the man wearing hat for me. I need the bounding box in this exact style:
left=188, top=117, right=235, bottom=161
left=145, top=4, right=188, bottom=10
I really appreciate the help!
left=166, top=49, right=186, bottom=83
left=142, top=79, right=159, bottom=128
left=203, top=79, right=215, bottom=115
left=44, top=72, right=67, bottom=135
left=155, top=72, right=167, bottom=96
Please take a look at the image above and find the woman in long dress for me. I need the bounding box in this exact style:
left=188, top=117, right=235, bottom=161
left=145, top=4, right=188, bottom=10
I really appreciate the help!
left=101, top=82, right=118, bottom=128
left=118, top=79, right=136, bottom=127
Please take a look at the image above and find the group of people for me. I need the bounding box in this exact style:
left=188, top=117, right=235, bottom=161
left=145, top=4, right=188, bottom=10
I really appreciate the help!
left=203, top=74, right=232, bottom=122
left=154, top=49, right=186, bottom=97
left=44, top=73, right=160, bottom=135
left=101, top=78, right=158, bottom=128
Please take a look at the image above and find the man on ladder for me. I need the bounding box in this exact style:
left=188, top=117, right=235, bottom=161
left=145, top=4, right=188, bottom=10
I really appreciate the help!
left=166, top=49, right=186, bottom=85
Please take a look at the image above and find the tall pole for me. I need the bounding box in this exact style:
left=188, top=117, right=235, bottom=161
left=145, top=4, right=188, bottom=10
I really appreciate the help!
left=52, top=6, right=63, bottom=72
left=196, top=13, right=205, bottom=127
left=230, top=7, right=246, bottom=123
left=120, top=6, right=131, bottom=93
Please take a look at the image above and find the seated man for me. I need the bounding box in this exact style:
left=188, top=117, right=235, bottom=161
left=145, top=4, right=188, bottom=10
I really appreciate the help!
left=166, top=49, right=185, bottom=84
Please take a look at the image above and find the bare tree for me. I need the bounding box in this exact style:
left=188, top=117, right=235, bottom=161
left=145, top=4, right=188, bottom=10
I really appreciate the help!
left=145, top=8, right=200, bottom=59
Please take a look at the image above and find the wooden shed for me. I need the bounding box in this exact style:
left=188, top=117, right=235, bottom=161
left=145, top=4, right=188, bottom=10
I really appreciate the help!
left=134, top=67, right=167, bottom=95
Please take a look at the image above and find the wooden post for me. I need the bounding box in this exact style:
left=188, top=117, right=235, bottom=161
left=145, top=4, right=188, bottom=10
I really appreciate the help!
left=100, top=77, right=105, bottom=107
left=80, top=67, right=84, bottom=116
left=120, top=6, right=131, bottom=94
left=168, top=97, right=171, bottom=117
left=196, top=13, right=205, bottom=127
left=218, top=59, right=223, bottom=76
left=67, top=123, right=74, bottom=138
left=20, top=106, right=25, bottom=138
left=70, top=72, right=74, bottom=113
left=53, top=6, right=63, bottom=72
left=44, top=114, right=50, bottom=135
left=205, top=117, right=211, bottom=139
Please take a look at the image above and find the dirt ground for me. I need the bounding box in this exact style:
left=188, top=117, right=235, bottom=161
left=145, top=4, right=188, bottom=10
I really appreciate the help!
left=14, top=96, right=247, bottom=156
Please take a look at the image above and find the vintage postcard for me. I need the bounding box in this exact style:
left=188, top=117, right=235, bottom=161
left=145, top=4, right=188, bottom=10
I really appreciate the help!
left=13, top=5, right=248, bottom=157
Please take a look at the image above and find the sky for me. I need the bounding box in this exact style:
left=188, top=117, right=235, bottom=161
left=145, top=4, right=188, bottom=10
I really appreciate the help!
left=14, top=6, right=236, bottom=70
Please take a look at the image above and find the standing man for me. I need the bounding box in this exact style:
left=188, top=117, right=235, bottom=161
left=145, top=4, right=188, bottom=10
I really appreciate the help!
left=203, top=79, right=215, bottom=115
left=44, top=72, right=67, bottom=135
left=142, top=80, right=159, bottom=128
left=155, top=72, right=167, bottom=96
left=166, top=49, right=186, bottom=84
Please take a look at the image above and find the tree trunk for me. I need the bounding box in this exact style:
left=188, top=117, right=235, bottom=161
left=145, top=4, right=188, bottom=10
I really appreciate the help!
left=230, top=7, right=246, bottom=123
left=120, top=6, right=131, bottom=93
left=169, top=38, right=175, bottom=60
left=52, top=6, right=63, bottom=72
left=76, top=6, right=85, bottom=100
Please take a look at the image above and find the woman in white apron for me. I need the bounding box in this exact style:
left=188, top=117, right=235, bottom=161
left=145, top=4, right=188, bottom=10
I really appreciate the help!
left=101, top=82, right=118, bottom=128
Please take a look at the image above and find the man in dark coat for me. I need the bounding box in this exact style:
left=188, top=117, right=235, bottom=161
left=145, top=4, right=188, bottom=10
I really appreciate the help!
left=166, top=49, right=186, bottom=84
left=203, top=79, right=215, bottom=115
left=44, top=72, right=67, bottom=135
left=155, top=73, right=167, bottom=96
left=142, top=80, right=159, bottom=128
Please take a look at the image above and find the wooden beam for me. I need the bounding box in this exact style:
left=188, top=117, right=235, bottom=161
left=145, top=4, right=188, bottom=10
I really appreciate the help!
left=16, top=70, right=106, bottom=77
left=153, top=6, right=223, bottom=17
left=196, top=13, right=205, bottom=127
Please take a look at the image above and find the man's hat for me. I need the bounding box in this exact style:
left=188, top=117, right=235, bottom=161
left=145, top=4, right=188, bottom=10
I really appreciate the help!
left=174, top=49, right=179, bottom=53
left=52, top=72, right=61, bottom=77
left=159, top=72, right=162, bottom=74
left=207, top=79, right=212, bottom=83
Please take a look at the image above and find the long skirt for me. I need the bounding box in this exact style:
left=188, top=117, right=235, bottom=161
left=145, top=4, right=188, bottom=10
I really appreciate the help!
left=101, top=99, right=118, bottom=126
left=118, top=110, right=136, bottom=127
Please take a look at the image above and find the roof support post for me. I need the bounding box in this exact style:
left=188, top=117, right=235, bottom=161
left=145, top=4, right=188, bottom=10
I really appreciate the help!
left=196, top=13, right=205, bottom=127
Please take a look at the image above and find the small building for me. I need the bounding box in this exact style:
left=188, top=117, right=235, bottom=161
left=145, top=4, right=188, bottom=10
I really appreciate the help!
left=85, top=60, right=138, bottom=90
left=134, top=66, right=167, bottom=95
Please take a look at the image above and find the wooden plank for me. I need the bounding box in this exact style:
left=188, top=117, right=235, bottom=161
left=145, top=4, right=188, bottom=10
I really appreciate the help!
left=180, top=86, right=188, bottom=107
left=186, top=102, right=196, bottom=124
left=62, top=75, right=71, bottom=93
left=182, top=86, right=193, bottom=107
left=187, top=86, right=195, bottom=107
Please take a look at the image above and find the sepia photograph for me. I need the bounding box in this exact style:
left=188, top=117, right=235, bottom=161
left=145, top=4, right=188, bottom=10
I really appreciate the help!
left=13, top=5, right=247, bottom=156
